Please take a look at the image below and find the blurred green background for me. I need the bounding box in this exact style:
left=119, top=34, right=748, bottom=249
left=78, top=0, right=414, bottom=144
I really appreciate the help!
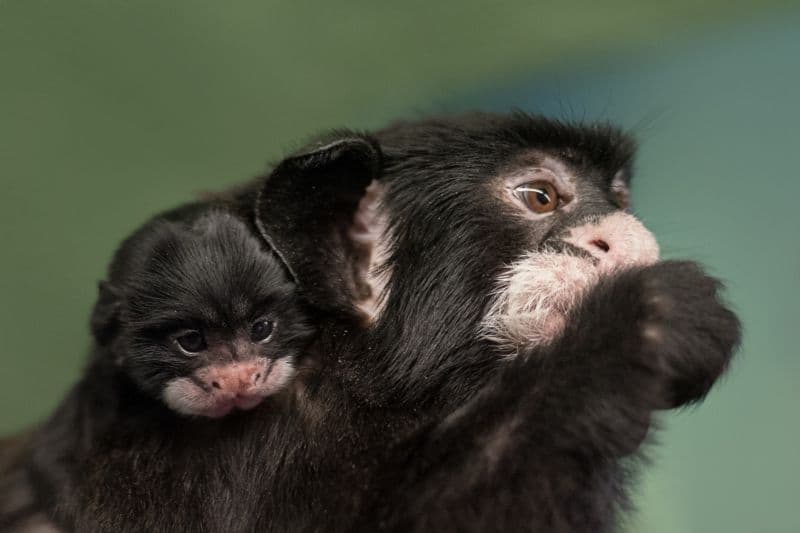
left=1, top=1, right=798, bottom=531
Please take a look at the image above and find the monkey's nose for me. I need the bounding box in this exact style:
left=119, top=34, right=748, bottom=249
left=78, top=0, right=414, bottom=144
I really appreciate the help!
left=589, top=238, right=610, bottom=254
left=564, top=212, right=659, bottom=271
left=198, top=360, right=269, bottom=396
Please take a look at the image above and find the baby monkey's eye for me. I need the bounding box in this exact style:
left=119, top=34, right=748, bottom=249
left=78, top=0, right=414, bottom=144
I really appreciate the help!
left=250, top=319, right=275, bottom=343
left=174, top=331, right=207, bottom=355
left=515, top=180, right=560, bottom=214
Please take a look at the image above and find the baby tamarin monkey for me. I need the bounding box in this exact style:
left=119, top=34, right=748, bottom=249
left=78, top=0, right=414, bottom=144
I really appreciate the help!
left=93, top=206, right=315, bottom=418
left=1, top=205, right=316, bottom=531
left=1, top=201, right=319, bottom=531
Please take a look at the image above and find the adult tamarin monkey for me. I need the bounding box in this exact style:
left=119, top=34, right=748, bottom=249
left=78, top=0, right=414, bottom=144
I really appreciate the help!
left=0, top=113, right=740, bottom=532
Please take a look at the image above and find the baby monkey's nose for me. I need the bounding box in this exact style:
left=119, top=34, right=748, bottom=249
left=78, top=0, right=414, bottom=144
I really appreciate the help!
left=564, top=212, right=659, bottom=271
left=198, top=360, right=269, bottom=396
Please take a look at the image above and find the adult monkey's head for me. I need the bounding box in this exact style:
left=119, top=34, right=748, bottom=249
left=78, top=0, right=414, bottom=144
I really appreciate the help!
left=255, top=113, right=659, bottom=408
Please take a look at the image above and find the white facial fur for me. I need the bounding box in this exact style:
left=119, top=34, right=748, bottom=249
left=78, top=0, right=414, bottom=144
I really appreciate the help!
left=482, top=212, right=659, bottom=354
left=162, top=357, right=295, bottom=418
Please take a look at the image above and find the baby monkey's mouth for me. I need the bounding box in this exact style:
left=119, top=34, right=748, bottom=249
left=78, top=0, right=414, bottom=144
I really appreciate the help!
left=200, top=392, right=266, bottom=419
left=162, top=357, right=295, bottom=418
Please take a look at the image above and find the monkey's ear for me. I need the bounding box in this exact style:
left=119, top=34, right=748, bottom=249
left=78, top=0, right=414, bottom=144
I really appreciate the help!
left=91, top=281, right=122, bottom=345
left=255, top=134, right=381, bottom=313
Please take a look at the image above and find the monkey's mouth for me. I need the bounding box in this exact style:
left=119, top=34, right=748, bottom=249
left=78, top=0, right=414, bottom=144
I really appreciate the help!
left=199, top=394, right=265, bottom=418
left=481, top=251, right=600, bottom=353
left=481, top=212, right=660, bottom=354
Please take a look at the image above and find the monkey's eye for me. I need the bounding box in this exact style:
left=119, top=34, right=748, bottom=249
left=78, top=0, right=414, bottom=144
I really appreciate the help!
left=174, top=331, right=207, bottom=355
left=515, top=180, right=560, bottom=214
left=250, top=319, right=275, bottom=343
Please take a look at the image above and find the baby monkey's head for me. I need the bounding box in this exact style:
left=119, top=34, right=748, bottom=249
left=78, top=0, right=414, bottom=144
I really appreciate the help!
left=92, top=209, right=314, bottom=418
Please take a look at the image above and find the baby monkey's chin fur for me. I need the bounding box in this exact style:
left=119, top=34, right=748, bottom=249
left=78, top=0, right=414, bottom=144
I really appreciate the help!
left=161, top=357, right=295, bottom=418
left=482, top=212, right=660, bottom=354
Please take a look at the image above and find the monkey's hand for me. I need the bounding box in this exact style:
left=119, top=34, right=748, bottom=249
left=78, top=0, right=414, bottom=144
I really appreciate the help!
left=516, top=260, right=741, bottom=457
left=636, top=260, right=741, bottom=407
left=565, top=260, right=741, bottom=408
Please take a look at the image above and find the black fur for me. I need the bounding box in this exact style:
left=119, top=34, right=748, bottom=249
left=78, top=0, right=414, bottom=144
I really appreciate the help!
left=0, top=113, right=740, bottom=532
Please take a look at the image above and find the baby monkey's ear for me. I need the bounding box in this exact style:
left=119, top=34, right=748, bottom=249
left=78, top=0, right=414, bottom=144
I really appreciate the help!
left=91, top=281, right=123, bottom=345
left=255, top=133, right=381, bottom=314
